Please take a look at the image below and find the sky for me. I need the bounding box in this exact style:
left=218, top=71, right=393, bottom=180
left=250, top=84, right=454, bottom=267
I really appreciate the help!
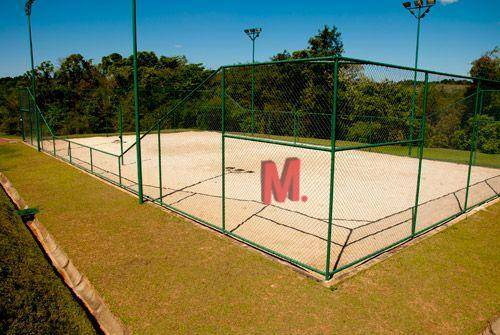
left=0, top=0, right=498, bottom=78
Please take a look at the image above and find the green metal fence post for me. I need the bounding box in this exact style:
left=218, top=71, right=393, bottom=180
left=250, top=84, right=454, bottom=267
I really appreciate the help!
left=18, top=91, right=25, bottom=141
left=68, top=142, right=72, bottom=163
left=119, top=105, right=124, bottom=165
left=411, top=72, right=429, bottom=236
left=325, top=57, right=339, bottom=280
left=221, top=67, right=226, bottom=233
left=473, top=90, right=484, bottom=166
left=293, top=107, right=298, bottom=144
left=118, top=156, right=122, bottom=186
left=368, top=115, right=373, bottom=152
left=131, top=0, right=144, bottom=204
left=52, top=136, right=56, bottom=156
left=157, top=117, right=163, bottom=202
left=464, top=81, right=482, bottom=211
left=28, top=96, right=33, bottom=145
left=90, top=148, right=93, bottom=173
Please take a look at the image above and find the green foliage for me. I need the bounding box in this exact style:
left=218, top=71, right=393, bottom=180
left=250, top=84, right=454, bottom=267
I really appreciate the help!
left=0, top=34, right=498, bottom=155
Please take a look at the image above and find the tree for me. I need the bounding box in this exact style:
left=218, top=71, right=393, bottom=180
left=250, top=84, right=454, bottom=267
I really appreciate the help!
left=307, top=25, right=344, bottom=57
left=271, top=25, right=344, bottom=61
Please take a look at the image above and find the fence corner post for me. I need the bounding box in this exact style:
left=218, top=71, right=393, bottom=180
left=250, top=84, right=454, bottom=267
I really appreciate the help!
left=221, top=67, right=226, bottom=233
left=411, top=72, right=429, bottom=236
left=325, top=57, right=339, bottom=280
left=464, top=80, right=482, bottom=211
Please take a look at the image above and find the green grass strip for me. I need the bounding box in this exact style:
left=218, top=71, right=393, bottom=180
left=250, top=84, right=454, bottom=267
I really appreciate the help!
left=0, top=180, right=96, bottom=334
left=0, top=142, right=499, bottom=334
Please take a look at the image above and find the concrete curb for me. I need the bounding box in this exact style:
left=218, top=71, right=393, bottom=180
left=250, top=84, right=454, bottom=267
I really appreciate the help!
left=0, top=172, right=129, bottom=335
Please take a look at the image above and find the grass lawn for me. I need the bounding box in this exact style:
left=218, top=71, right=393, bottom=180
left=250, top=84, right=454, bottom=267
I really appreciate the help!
left=0, top=178, right=96, bottom=334
left=0, top=141, right=499, bottom=334
left=0, top=133, right=20, bottom=140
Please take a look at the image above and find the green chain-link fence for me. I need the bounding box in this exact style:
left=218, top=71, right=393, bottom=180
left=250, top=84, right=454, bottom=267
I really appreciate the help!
left=19, top=55, right=499, bottom=280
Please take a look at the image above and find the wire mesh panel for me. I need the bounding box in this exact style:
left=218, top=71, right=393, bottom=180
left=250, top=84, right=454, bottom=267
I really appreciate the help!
left=331, top=61, right=426, bottom=271
left=415, top=75, right=474, bottom=232
left=225, top=61, right=333, bottom=145
left=141, top=71, right=225, bottom=228
left=466, top=89, right=500, bottom=209
left=17, top=55, right=500, bottom=279
left=224, top=61, right=334, bottom=274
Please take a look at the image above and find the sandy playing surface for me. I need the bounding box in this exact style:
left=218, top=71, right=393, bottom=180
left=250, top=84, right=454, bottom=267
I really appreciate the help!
left=43, top=131, right=499, bottom=272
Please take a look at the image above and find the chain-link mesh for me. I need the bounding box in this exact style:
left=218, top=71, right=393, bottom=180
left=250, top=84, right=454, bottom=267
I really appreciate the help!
left=467, top=89, right=500, bottom=209
left=18, top=57, right=500, bottom=279
left=223, top=62, right=334, bottom=272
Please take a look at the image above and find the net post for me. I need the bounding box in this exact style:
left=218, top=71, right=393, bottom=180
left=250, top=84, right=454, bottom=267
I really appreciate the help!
left=52, top=136, right=56, bottom=156
left=411, top=72, right=429, bottom=236
left=325, top=57, right=339, bottom=280
left=464, top=81, right=482, bottom=211
left=221, top=67, right=226, bottom=233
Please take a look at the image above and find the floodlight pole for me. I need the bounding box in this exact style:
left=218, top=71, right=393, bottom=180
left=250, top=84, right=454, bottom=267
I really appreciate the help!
left=251, top=37, right=255, bottom=135
left=409, top=6, right=421, bottom=157
left=245, top=28, right=261, bottom=135
left=25, top=1, right=40, bottom=151
left=132, top=0, right=144, bottom=203
left=403, top=2, right=434, bottom=157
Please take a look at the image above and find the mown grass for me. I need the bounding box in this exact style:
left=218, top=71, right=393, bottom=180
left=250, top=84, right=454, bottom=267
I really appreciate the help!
left=0, top=133, right=20, bottom=140
left=0, top=142, right=499, bottom=334
left=0, top=181, right=96, bottom=334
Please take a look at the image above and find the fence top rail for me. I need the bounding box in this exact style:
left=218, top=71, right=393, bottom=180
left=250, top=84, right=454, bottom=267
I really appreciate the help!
left=120, top=68, right=221, bottom=157
left=63, top=138, right=120, bottom=158
left=221, top=55, right=500, bottom=85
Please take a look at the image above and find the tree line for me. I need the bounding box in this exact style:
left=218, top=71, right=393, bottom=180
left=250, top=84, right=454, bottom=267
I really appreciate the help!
left=0, top=26, right=498, bottom=153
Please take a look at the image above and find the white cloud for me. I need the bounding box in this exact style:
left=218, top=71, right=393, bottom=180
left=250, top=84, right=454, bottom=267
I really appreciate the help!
left=439, top=0, right=459, bottom=5
left=174, top=44, right=183, bottom=49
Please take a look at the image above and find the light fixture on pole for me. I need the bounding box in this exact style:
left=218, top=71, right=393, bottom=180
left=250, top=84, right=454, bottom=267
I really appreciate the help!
left=402, top=0, right=436, bottom=156
left=244, top=27, right=262, bottom=135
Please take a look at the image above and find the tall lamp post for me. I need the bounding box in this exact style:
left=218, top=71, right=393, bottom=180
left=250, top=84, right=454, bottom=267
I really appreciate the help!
left=25, top=0, right=40, bottom=151
left=402, top=0, right=435, bottom=156
left=244, top=27, right=262, bottom=135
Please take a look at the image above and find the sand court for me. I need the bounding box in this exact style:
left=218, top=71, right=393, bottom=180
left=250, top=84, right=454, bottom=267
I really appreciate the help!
left=43, top=131, right=499, bottom=273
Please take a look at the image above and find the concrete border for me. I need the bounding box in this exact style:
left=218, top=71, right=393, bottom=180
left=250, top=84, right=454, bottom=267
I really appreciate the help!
left=0, top=172, right=129, bottom=335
